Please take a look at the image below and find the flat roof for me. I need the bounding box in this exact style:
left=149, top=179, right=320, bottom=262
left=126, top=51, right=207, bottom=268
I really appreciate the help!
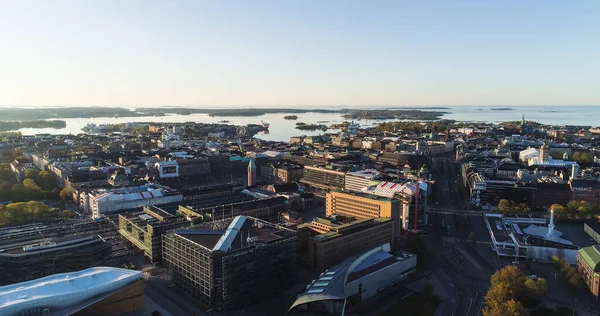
left=330, top=190, right=393, bottom=202
left=489, top=218, right=513, bottom=243
left=310, top=217, right=392, bottom=242
left=0, top=235, right=102, bottom=255
left=173, top=216, right=294, bottom=252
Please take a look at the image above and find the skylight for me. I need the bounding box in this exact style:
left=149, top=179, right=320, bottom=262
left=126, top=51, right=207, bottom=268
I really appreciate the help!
left=313, top=282, right=330, bottom=287
left=307, top=288, right=324, bottom=294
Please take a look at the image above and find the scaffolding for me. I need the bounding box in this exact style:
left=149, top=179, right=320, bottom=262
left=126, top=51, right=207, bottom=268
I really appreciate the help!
left=118, top=206, right=191, bottom=263
left=162, top=216, right=297, bottom=312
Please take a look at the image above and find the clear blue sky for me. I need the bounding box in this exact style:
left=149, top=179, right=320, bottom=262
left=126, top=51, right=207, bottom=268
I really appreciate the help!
left=1, top=1, right=599, bottom=107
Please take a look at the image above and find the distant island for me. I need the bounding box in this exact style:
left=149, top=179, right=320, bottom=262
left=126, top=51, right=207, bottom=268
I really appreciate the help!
left=341, top=109, right=444, bottom=120
left=387, top=107, right=450, bottom=110
left=295, top=122, right=328, bottom=131
left=0, top=120, right=66, bottom=132
left=490, top=108, right=514, bottom=111
left=284, top=115, right=298, bottom=120
left=0, top=107, right=446, bottom=121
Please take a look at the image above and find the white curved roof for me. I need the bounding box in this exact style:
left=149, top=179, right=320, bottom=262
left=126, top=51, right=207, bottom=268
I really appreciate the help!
left=0, top=267, right=142, bottom=315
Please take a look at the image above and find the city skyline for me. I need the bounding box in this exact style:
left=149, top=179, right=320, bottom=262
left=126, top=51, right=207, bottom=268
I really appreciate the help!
left=1, top=1, right=599, bottom=107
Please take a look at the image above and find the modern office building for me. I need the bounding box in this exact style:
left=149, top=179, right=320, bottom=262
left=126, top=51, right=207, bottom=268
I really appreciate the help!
left=378, top=152, right=429, bottom=169
left=0, top=267, right=144, bottom=316
left=578, top=245, right=600, bottom=300
left=162, top=216, right=297, bottom=311
left=301, top=165, right=347, bottom=191
left=287, top=243, right=416, bottom=316
left=176, top=157, right=210, bottom=180
left=118, top=206, right=191, bottom=263
left=326, top=191, right=402, bottom=237
left=298, top=216, right=394, bottom=271
left=344, top=169, right=381, bottom=192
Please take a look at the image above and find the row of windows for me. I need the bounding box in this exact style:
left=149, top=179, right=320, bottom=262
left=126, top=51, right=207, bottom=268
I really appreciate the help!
left=331, top=199, right=382, bottom=211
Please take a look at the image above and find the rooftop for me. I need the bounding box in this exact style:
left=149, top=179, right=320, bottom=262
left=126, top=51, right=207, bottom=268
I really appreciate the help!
left=309, top=217, right=392, bottom=242
left=0, top=267, right=142, bottom=310
left=289, top=243, right=412, bottom=312
left=0, top=235, right=104, bottom=255
left=347, top=250, right=415, bottom=282
left=92, top=183, right=180, bottom=200
left=330, top=190, right=394, bottom=202
left=346, top=169, right=380, bottom=179
left=120, top=206, right=186, bottom=227
left=173, top=215, right=295, bottom=252
left=579, top=245, right=600, bottom=272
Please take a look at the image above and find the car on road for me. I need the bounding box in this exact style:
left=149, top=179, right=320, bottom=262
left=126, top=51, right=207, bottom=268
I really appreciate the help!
left=511, top=260, right=520, bottom=265
left=527, top=275, right=538, bottom=280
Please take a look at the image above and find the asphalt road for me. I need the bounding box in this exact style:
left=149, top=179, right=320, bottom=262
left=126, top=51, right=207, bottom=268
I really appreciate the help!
left=427, top=157, right=495, bottom=316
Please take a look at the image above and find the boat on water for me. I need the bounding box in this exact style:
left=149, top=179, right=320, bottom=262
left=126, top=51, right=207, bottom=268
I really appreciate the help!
left=260, top=120, right=270, bottom=129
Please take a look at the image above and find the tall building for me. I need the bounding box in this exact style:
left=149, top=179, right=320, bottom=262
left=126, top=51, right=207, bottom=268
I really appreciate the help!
left=162, top=215, right=297, bottom=311
left=298, top=216, right=394, bottom=271
left=578, top=245, right=600, bottom=300
left=0, top=267, right=144, bottom=316
left=248, top=159, right=257, bottom=186
left=326, top=191, right=402, bottom=237
left=539, top=143, right=549, bottom=163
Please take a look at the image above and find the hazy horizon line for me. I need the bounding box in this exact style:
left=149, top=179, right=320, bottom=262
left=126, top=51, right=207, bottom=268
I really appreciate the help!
left=0, top=104, right=598, bottom=109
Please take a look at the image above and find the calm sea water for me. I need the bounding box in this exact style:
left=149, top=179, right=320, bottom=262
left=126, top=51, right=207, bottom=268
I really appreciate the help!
left=12, top=106, right=599, bottom=142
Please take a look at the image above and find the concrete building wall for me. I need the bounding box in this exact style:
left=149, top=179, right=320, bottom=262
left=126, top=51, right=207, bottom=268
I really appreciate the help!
left=308, top=220, right=394, bottom=271
left=73, top=280, right=145, bottom=316
left=326, top=191, right=402, bottom=237
left=326, top=192, right=393, bottom=219
left=577, top=252, right=600, bottom=299
left=528, top=246, right=578, bottom=265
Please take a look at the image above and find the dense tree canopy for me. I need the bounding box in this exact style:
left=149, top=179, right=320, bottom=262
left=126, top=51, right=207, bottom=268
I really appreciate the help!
left=0, top=165, right=59, bottom=202
left=0, top=201, right=54, bottom=226
left=484, top=266, right=547, bottom=316
left=550, top=200, right=597, bottom=219
left=571, top=151, right=595, bottom=166
left=553, top=256, right=584, bottom=292
left=498, top=199, right=531, bottom=215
